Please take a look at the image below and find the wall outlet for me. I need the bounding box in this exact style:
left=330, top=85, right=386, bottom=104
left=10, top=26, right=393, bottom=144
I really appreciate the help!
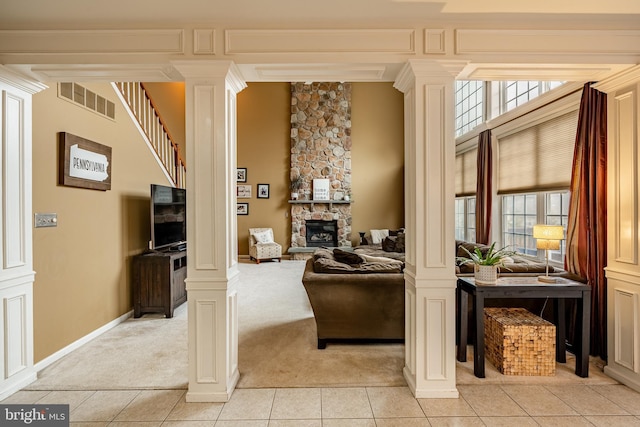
left=34, top=213, right=57, bottom=228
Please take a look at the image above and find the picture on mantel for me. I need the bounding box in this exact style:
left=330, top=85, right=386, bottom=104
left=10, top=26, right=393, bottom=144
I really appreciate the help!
left=313, top=179, right=330, bottom=201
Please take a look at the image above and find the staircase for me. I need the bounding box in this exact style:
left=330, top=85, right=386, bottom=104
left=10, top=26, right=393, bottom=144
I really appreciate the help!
left=114, top=82, right=186, bottom=188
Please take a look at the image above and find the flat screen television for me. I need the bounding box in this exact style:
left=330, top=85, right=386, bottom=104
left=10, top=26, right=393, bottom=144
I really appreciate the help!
left=150, top=184, right=187, bottom=251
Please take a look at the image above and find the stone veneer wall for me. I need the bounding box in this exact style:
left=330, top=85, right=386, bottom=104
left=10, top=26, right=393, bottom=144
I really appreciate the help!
left=290, top=82, right=352, bottom=248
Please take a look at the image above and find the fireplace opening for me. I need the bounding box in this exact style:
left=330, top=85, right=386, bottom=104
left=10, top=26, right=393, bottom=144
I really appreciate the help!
left=305, top=220, right=338, bottom=247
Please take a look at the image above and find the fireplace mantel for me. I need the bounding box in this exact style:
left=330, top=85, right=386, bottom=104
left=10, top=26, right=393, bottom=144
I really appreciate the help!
left=288, top=200, right=353, bottom=209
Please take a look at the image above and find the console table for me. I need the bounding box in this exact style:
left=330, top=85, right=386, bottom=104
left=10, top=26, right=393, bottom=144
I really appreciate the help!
left=456, top=276, right=591, bottom=378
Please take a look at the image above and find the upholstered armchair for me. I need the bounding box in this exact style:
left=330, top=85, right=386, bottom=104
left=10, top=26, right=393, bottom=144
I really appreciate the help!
left=248, top=228, right=282, bottom=264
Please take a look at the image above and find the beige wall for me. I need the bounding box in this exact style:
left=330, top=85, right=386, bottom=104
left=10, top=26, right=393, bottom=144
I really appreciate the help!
left=32, top=82, right=170, bottom=362
left=351, top=83, right=404, bottom=244
left=237, top=83, right=291, bottom=254
left=236, top=82, right=404, bottom=253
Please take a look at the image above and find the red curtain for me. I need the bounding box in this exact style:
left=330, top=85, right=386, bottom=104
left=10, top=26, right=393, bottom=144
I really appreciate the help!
left=565, top=83, right=607, bottom=360
left=475, top=130, right=492, bottom=244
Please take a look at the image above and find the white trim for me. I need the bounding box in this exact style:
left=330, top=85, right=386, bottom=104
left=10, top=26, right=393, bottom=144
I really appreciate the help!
left=33, top=310, right=133, bottom=373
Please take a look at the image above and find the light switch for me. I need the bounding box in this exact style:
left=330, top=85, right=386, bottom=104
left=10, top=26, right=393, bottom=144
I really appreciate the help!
left=35, top=213, right=57, bottom=228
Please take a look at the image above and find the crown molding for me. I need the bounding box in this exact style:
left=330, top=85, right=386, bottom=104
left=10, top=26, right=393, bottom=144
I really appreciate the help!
left=0, top=65, right=48, bottom=93
left=458, top=63, right=632, bottom=82
left=6, top=64, right=182, bottom=82
left=238, top=63, right=392, bottom=82
left=593, top=65, right=640, bottom=93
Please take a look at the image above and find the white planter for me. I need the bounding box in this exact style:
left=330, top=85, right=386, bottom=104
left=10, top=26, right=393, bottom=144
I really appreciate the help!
left=474, top=265, right=498, bottom=285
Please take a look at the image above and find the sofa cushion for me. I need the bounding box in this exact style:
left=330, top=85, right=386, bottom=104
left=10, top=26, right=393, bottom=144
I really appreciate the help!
left=381, top=236, right=397, bottom=252
left=313, top=247, right=334, bottom=261
left=313, top=257, right=403, bottom=274
left=395, top=232, right=405, bottom=252
left=333, top=248, right=364, bottom=265
left=381, top=232, right=406, bottom=253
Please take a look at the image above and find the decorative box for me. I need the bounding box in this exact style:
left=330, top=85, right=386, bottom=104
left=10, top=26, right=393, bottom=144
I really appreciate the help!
left=484, top=307, right=556, bottom=376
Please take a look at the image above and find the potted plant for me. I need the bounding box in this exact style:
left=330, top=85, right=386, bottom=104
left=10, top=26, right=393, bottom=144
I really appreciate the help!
left=290, top=176, right=304, bottom=200
left=456, top=242, right=516, bottom=285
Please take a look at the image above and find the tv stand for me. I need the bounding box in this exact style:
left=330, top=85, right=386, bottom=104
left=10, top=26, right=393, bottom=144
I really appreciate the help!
left=132, top=249, right=187, bottom=318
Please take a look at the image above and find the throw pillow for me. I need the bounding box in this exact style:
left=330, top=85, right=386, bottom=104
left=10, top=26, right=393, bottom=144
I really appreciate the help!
left=252, top=230, right=273, bottom=244
left=333, top=248, right=364, bottom=265
left=381, top=236, right=397, bottom=252
left=370, top=229, right=390, bottom=245
left=395, top=232, right=405, bottom=253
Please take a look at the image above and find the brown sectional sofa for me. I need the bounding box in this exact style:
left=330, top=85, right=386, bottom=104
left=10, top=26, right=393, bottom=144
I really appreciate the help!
left=301, top=247, right=405, bottom=349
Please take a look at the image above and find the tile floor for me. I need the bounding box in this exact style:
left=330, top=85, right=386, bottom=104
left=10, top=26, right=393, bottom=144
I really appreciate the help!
left=4, top=382, right=640, bottom=426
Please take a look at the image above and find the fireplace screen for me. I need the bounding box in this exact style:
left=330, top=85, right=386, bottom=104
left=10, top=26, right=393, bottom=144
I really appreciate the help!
left=305, top=220, right=338, bottom=247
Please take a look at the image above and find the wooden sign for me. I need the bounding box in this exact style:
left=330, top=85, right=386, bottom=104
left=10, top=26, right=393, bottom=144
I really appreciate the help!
left=59, top=132, right=112, bottom=191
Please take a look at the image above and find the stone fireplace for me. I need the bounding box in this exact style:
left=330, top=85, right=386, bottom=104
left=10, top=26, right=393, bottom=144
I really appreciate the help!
left=289, top=82, right=352, bottom=251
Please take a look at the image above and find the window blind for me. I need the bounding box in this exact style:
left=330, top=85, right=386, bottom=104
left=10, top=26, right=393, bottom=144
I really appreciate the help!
left=455, top=147, right=477, bottom=197
left=497, top=110, right=578, bottom=194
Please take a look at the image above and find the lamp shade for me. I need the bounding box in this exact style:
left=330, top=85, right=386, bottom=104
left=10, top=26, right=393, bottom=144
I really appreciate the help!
left=533, top=225, right=564, bottom=250
left=533, top=225, right=564, bottom=240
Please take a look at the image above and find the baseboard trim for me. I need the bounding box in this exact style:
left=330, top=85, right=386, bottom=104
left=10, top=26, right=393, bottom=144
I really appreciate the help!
left=0, top=372, right=38, bottom=402
left=34, top=310, right=134, bottom=373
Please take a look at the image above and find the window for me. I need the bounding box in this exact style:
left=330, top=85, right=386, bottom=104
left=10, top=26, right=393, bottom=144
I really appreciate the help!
left=502, top=193, right=537, bottom=256
left=455, top=196, right=476, bottom=242
left=502, top=191, right=570, bottom=263
left=544, top=191, right=570, bottom=263
left=455, top=81, right=484, bottom=137
left=500, top=81, right=565, bottom=114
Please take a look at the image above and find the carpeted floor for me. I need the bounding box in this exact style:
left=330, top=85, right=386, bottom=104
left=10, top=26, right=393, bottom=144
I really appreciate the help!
left=27, top=259, right=615, bottom=391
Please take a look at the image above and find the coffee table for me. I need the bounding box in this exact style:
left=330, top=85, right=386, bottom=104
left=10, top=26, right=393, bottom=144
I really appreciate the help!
left=456, top=276, right=591, bottom=378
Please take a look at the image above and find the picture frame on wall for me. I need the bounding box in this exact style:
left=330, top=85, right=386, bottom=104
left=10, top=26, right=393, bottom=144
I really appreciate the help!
left=58, top=132, right=112, bottom=191
left=237, top=184, right=252, bottom=198
left=237, top=168, right=247, bottom=182
left=237, top=203, right=249, bottom=215
left=257, top=183, right=270, bottom=199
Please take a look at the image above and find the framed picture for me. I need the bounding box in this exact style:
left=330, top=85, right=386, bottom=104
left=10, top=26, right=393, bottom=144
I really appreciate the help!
left=257, top=183, right=270, bottom=199
left=237, top=168, right=247, bottom=182
left=237, top=203, right=249, bottom=215
left=237, top=184, right=252, bottom=198
left=58, top=132, right=112, bottom=191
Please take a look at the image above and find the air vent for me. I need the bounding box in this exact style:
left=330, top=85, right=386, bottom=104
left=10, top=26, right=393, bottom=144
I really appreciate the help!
left=58, top=83, right=116, bottom=120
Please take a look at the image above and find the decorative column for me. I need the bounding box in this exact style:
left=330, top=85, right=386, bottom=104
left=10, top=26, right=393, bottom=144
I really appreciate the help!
left=394, top=60, right=466, bottom=398
left=0, top=67, right=47, bottom=399
left=593, top=66, right=640, bottom=392
left=172, top=61, right=246, bottom=402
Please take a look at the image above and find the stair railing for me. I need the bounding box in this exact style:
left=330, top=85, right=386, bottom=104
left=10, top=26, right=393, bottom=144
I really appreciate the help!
left=113, top=82, right=186, bottom=188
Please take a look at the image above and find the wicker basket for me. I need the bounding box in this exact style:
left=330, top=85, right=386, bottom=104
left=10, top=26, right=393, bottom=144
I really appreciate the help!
left=484, top=307, right=556, bottom=376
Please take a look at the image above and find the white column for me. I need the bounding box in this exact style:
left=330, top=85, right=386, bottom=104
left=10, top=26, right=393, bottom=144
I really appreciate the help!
left=394, top=60, right=466, bottom=398
left=0, top=67, right=47, bottom=400
left=172, top=61, right=246, bottom=402
left=593, top=66, right=640, bottom=392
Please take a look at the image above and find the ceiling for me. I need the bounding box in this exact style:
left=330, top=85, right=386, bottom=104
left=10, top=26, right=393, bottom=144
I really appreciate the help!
left=2, top=0, right=640, bottom=30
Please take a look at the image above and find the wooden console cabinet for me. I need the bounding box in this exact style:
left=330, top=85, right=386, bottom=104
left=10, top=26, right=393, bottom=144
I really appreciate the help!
left=132, top=250, right=187, bottom=318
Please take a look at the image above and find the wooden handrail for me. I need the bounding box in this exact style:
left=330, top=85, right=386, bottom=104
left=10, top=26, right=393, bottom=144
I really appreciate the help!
left=115, top=82, right=186, bottom=188
left=140, top=83, right=186, bottom=170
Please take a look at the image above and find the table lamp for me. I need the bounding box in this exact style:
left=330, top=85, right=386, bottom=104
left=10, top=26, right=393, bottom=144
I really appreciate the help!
left=533, top=224, right=564, bottom=283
